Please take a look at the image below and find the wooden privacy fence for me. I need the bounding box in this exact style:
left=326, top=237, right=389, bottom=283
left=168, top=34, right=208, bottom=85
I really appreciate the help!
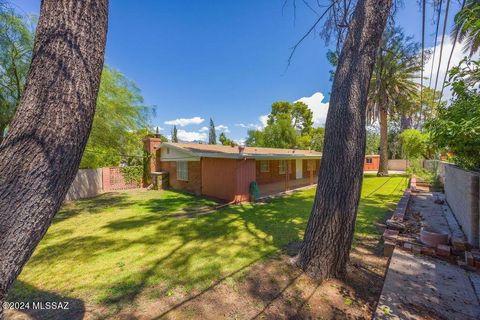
left=65, top=167, right=141, bottom=201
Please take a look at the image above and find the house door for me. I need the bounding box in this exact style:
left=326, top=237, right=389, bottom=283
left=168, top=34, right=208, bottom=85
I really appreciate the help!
left=296, top=159, right=303, bottom=179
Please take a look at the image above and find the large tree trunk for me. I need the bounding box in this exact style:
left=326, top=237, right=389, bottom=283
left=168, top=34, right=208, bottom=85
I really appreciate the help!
left=378, top=107, right=389, bottom=176
left=296, top=0, right=393, bottom=280
left=0, top=0, right=108, bottom=312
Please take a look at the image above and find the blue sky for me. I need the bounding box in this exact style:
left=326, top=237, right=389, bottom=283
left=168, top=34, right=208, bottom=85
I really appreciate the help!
left=12, top=0, right=466, bottom=143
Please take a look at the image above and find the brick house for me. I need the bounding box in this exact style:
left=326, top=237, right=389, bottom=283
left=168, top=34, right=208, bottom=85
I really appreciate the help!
left=364, top=154, right=380, bottom=171
left=144, top=137, right=322, bottom=202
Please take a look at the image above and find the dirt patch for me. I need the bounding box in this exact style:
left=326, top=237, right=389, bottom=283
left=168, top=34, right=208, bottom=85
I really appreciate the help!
left=5, top=238, right=388, bottom=320
left=116, top=239, right=386, bottom=319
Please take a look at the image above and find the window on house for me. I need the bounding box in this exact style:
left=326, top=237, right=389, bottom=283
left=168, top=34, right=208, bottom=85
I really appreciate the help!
left=279, top=160, right=287, bottom=174
left=366, top=158, right=373, bottom=164
left=166, top=147, right=170, bottom=154
left=177, top=161, right=188, bottom=181
left=260, top=160, right=270, bottom=173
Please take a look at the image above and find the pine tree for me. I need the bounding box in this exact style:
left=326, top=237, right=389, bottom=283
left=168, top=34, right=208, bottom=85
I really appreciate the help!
left=208, top=118, right=216, bottom=144
left=171, top=125, right=178, bottom=142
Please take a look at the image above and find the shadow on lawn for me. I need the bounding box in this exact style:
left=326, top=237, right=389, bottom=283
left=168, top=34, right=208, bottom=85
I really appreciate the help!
left=12, top=184, right=403, bottom=318
left=55, top=192, right=135, bottom=223
left=7, top=280, right=85, bottom=320
left=94, top=191, right=315, bottom=313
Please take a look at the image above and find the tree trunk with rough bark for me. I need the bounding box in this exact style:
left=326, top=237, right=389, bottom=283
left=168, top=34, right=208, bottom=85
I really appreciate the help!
left=296, top=0, right=393, bottom=280
left=378, top=107, right=389, bottom=176
left=0, top=0, right=108, bottom=312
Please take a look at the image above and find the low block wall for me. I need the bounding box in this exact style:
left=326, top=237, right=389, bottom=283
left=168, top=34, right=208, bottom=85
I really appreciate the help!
left=444, top=164, right=480, bottom=247
left=65, top=168, right=103, bottom=201
left=388, top=159, right=409, bottom=171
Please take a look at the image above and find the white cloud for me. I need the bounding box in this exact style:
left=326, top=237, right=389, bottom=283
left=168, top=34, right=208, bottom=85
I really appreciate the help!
left=235, top=117, right=267, bottom=131
left=177, top=130, right=207, bottom=142
left=234, top=138, right=246, bottom=146
left=216, top=124, right=230, bottom=133
left=235, top=123, right=258, bottom=129
left=423, top=38, right=479, bottom=102
left=295, top=91, right=329, bottom=127
left=199, top=126, right=209, bottom=132
left=164, top=116, right=204, bottom=127
left=259, top=115, right=269, bottom=128
left=153, top=126, right=164, bottom=131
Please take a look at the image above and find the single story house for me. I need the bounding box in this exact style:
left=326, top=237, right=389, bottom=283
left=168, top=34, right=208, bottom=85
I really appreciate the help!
left=144, top=137, right=322, bottom=202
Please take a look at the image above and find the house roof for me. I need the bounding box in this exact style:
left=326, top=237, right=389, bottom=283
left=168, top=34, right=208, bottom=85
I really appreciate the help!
left=161, top=142, right=322, bottom=160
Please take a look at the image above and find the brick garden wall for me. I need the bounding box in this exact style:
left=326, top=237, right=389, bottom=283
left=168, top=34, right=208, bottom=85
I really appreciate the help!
left=102, top=167, right=141, bottom=192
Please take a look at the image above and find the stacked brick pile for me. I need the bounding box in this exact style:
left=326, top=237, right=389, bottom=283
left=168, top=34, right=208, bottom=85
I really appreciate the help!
left=382, top=176, right=480, bottom=271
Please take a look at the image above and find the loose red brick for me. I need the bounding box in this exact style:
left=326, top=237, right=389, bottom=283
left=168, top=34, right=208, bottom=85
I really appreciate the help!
left=421, top=247, right=436, bottom=256
left=436, top=244, right=451, bottom=257
left=452, top=238, right=468, bottom=252
left=412, top=245, right=422, bottom=255
left=465, top=252, right=475, bottom=267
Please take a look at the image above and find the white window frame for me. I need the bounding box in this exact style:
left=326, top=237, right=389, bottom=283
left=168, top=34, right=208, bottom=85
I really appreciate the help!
left=177, top=161, right=188, bottom=181
left=260, top=160, right=270, bottom=173
left=279, top=160, right=287, bottom=175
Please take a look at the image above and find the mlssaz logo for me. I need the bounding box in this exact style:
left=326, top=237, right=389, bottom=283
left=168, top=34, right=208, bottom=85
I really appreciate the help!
left=32, top=301, right=69, bottom=310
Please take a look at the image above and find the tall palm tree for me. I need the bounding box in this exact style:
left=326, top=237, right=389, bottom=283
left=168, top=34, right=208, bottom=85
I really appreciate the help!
left=367, top=27, right=423, bottom=175
left=453, top=0, right=480, bottom=57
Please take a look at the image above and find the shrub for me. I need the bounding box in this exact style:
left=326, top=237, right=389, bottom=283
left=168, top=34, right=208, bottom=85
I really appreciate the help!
left=426, top=59, right=480, bottom=171
left=120, top=165, right=143, bottom=184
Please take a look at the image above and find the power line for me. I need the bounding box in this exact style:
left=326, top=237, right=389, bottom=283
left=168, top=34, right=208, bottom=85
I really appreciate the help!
left=433, top=0, right=451, bottom=94
left=420, top=0, right=426, bottom=104
left=421, top=0, right=426, bottom=114
left=439, top=0, right=467, bottom=106
left=429, top=0, right=444, bottom=88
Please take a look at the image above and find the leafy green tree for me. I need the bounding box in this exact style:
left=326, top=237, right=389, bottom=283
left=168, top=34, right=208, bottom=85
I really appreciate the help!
left=298, top=127, right=325, bottom=151
left=80, top=66, right=151, bottom=168
left=245, top=129, right=264, bottom=147
left=427, top=59, right=480, bottom=170
left=219, top=132, right=237, bottom=146
left=399, top=129, right=429, bottom=159
left=365, top=128, right=380, bottom=155
left=171, top=125, right=178, bottom=142
left=268, top=101, right=313, bottom=135
left=208, top=118, right=216, bottom=144
left=263, top=113, right=298, bottom=148
left=0, top=6, right=34, bottom=142
left=367, top=27, right=423, bottom=175
left=453, top=0, right=480, bottom=56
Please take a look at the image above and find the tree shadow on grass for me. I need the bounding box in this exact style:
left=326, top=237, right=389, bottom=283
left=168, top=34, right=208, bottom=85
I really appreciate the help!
left=6, top=280, right=85, bottom=320
left=12, top=185, right=405, bottom=319
left=90, top=192, right=315, bottom=315
left=55, top=192, right=135, bottom=223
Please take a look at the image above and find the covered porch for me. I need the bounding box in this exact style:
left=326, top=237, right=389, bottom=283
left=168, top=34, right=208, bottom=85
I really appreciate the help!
left=255, top=158, right=320, bottom=197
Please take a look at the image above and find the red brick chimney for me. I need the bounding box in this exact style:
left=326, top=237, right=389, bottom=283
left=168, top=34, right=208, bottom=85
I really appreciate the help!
left=143, top=137, right=162, bottom=174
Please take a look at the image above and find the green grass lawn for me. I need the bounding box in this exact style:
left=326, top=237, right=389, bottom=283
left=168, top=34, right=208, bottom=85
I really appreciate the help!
left=9, top=175, right=408, bottom=312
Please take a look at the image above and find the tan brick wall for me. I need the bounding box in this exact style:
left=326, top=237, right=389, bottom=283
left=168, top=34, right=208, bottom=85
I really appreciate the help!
left=445, top=164, right=480, bottom=247
left=160, top=160, right=202, bottom=195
